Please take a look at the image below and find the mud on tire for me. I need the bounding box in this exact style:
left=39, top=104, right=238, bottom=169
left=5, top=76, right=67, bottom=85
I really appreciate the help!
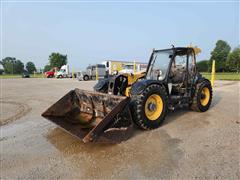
left=131, top=84, right=168, bottom=130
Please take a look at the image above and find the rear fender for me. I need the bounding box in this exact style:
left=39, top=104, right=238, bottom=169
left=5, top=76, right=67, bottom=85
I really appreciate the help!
left=130, top=79, right=167, bottom=96
left=94, top=78, right=109, bottom=93
left=191, top=73, right=211, bottom=97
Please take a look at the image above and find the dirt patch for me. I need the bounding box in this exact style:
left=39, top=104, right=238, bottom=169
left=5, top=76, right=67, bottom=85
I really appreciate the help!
left=0, top=100, right=31, bottom=126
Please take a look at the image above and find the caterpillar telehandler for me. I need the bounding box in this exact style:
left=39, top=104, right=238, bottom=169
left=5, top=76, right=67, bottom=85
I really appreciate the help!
left=42, top=46, right=212, bottom=143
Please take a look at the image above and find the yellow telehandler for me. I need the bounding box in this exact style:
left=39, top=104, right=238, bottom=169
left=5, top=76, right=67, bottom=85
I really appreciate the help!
left=42, top=46, right=212, bottom=143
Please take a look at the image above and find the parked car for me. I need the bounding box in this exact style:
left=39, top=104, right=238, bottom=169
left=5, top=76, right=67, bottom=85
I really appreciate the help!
left=22, top=71, right=30, bottom=78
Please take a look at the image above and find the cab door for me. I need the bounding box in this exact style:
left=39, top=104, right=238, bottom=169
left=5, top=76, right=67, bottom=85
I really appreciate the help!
left=187, top=50, right=197, bottom=85
left=170, top=53, right=188, bottom=85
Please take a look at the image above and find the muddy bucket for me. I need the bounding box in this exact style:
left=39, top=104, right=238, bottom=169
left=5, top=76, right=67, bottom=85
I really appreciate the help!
left=42, top=89, right=132, bottom=143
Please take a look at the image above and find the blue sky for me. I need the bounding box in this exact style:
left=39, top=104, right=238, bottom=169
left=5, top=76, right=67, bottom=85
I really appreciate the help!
left=1, top=1, right=239, bottom=70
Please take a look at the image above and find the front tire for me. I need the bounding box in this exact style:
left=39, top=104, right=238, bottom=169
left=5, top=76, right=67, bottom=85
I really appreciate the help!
left=131, top=84, right=168, bottom=130
left=191, top=80, right=213, bottom=112
left=83, top=75, right=89, bottom=81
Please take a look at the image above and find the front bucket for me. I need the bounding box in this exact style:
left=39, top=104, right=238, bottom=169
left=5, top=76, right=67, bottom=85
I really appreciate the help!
left=42, top=89, right=132, bottom=143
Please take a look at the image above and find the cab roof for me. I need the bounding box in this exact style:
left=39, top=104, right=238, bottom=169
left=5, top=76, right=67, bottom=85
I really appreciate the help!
left=154, top=46, right=201, bottom=55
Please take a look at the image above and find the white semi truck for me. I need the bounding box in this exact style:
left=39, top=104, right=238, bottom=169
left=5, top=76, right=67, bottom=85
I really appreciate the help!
left=56, top=65, right=76, bottom=78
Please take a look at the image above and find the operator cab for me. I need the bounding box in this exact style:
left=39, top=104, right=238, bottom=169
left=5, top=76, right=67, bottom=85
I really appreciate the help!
left=146, top=47, right=197, bottom=95
left=146, top=49, right=173, bottom=81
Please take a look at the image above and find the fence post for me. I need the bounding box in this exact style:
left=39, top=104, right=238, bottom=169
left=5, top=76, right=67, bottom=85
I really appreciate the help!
left=211, top=60, right=215, bottom=87
left=96, top=65, right=99, bottom=80
left=133, top=60, right=136, bottom=73
left=72, top=67, right=74, bottom=79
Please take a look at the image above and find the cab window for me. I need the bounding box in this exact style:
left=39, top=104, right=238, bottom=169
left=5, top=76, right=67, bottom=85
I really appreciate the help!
left=173, top=55, right=187, bottom=68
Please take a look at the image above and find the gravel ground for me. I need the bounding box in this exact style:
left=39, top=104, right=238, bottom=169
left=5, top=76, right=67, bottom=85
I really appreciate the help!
left=0, top=78, right=239, bottom=179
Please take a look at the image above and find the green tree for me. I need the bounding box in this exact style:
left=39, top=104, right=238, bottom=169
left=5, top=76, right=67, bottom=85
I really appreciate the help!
left=197, top=60, right=209, bottom=72
left=44, top=64, right=51, bottom=72
left=1, top=57, right=24, bottom=74
left=15, top=60, right=24, bottom=74
left=209, top=40, right=231, bottom=72
left=226, top=48, right=240, bottom=72
left=26, top=61, right=36, bottom=73
left=0, top=64, right=4, bottom=75
left=49, top=53, right=67, bottom=69
left=1, top=57, right=16, bottom=74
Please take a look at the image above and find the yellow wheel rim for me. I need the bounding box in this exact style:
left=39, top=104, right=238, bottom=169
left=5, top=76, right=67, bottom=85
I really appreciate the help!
left=200, top=87, right=210, bottom=106
left=144, top=94, right=163, bottom=121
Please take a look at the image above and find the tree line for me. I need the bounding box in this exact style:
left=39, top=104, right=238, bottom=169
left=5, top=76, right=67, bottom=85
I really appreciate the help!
left=0, top=52, right=67, bottom=75
left=197, top=40, right=240, bottom=72
left=0, top=57, right=36, bottom=74
left=1, top=42, right=239, bottom=74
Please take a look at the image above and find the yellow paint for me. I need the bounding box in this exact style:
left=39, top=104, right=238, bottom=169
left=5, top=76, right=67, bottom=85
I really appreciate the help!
left=124, top=71, right=145, bottom=96
left=72, top=68, right=74, bottom=79
left=108, top=60, right=147, bottom=75
left=188, top=45, right=201, bottom=55
left=193, top=47, right=201, bottom=55
left=144, top=94, right=163, bottom=121
left=211, top=60, right=215, bottom=87
left=126, top=72, right=144, bottom=84
left=133, top=60, right=136, bottom=73
left=200, top=87, right=210, bottom=106
left=96, top=65, right=99, bottom=80
left=110, top=61, right=122, bottom=74
left=125, top=87, right=131, bottom=97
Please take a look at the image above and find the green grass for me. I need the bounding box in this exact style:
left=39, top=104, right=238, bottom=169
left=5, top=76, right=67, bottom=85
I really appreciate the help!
left=1, top=73, right=239, bottom=81
left=0, top=74, right=44, bottom=78
left=201, top=72, right=240, bottom=81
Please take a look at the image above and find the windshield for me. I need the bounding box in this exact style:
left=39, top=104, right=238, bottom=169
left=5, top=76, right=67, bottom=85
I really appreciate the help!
left=146, top=50, right=173, bottom=80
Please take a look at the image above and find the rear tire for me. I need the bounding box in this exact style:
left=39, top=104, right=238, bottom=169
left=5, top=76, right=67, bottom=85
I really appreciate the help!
left=191, top=80, right=213, bottom=112
left=131, top=84, right=168, bottom=130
